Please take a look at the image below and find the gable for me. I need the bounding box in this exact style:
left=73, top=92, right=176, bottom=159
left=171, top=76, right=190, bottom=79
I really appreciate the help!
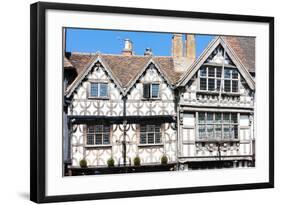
left=125, top=63, right=175, bottom=116
left=125, top=59, right=174, bottom=95
left=65, top=56, right=124, bottom=98
left=178, top=37, right=255, bottom=90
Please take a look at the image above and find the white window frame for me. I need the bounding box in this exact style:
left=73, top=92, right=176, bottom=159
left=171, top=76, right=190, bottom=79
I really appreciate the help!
left=88, top=82, right=109, bottom=99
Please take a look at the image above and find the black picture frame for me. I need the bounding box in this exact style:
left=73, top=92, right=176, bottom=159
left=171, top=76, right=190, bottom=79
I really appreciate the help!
left=30, top=1, right=274, bottom=203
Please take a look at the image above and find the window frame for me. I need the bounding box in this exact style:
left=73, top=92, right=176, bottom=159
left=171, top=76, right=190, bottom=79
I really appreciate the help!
left=196, top=112, right=240, bottom=142
left=138, top=124, right=163, bottom=146
left=198, top=65, right=240, bottom=95
left=85, top=124, right=111, bottom=147
left=142, top=83, right=160, bottom=100
left=88, top=81, right=109, bottom=99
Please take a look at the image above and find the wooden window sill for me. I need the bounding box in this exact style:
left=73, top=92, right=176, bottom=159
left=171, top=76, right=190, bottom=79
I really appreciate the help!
left=88, top=97, right=110, bottom=100
left=196, top=90, right=241, bottom=96
left=85, top=144, right=112, bottom=148
left=138, top=144, right=164, bottom=147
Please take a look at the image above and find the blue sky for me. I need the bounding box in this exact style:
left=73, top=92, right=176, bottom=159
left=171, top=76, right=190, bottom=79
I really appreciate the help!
left=66, top=28, right=214, bottom=58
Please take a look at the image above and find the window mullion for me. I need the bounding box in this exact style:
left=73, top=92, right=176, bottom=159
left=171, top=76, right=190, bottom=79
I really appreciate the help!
left=150, top=83, right=152, bottom=98
left=213, top=113, right=215, bottom=140
left=94, top=128, right=96, bottom=145
left=215, top=67, right=217, bottom=91
left=102, top=132, right=104, bottom=145
left=230, top=70, right=233, bottom=93
left=98, top=83, right=100, bottom=97
left=206, top=67, right=209, bottom=91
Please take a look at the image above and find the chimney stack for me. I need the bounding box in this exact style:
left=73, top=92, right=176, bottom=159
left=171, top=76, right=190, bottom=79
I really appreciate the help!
left=172, top=34, right=196, bottom=72
left=122, top=38, right=133, bottom=56
left=185, top=34, right=196, bottom=65
left=171, top=34, right=183, bottom=58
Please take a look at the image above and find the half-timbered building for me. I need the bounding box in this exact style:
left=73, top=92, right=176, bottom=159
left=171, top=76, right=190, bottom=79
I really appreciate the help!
left=63, top=33, right=255, bottom=175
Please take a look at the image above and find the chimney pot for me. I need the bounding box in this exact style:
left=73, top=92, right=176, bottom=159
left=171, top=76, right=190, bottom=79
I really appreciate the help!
left=122, top=39, right=133, bottom=56
left=144, top=48, right=153, bottom=56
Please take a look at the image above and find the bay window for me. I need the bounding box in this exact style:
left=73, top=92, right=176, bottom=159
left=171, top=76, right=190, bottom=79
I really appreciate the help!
left=197, top=112, right=239, bottom=141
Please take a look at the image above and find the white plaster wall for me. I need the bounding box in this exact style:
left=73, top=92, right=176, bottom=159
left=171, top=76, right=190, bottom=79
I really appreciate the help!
left=69, top=66, right=123, bottom=116
left=130, top=123, right=177, bottom=165
left=71, top=124, right=84, bottom=166
left=181, top=113, right=196, bottom=157
left=126, top=66, right=175, bottom=116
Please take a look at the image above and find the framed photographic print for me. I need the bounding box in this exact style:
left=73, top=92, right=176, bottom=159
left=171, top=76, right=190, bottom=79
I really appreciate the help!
left=30, top=1, right=274, bottom=203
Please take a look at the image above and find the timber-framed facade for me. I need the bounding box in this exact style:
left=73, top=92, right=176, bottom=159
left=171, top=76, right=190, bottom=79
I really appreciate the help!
left=63, top=33, right=255, bottom=175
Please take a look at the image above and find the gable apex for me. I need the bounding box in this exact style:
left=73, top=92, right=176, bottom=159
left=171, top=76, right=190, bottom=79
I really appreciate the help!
left=177, top=36, right=255, bottom=90
left=65, top=55, right=125, bottom=98
left=124, top=58, right=174, bottom=95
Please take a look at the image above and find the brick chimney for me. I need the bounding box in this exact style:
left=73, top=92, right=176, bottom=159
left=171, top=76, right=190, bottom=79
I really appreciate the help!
left=122, top=38, right=133, bottom=56
left=172, top=34, right=196, bottom=72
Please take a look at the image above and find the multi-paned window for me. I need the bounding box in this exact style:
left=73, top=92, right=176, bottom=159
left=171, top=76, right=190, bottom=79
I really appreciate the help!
left=198, top=112, right=239, bottom=141
left=90, top=82, right=108, bottom=97
left=199, top=66, right=239, bottom=93
left=140, top=124, right=162, bottom=145
left=143, top=83, right=160, bottom=99
left=86, top=125, right=110, bottom=145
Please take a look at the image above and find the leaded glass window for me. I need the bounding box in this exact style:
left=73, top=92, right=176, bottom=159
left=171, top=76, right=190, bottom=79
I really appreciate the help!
left=86, top=125, right=111, bottom=145
left=199, top=66, right=239, bottom=93
left=89, top=83, right=108, bottom=98
left=197, top=112, right=239, bottom=141
left=139, top=124, right=162, bottom=144
left=143, top=83, right=160, bottom=99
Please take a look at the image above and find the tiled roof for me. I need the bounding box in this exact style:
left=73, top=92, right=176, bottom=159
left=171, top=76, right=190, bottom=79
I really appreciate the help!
left=65, top=53, right=184, bottom=88
left=153, top=56, right=184, bottom=84
left=100, top=54, right=151, bottom=87
left=64, top=36, right=255, bottom=91
left=64, top=57, right=74, bottom=68
left=65, top=53, right=97, bottom=74
left=223, top=36, right=255, bottom=73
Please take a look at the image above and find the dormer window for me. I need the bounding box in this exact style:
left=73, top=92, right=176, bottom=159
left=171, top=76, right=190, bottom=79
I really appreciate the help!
left=143, top=83, right=160, bottom=99
left=199, top=66, right=239, bottom=93
left=89, top=82, right=108, bottom=98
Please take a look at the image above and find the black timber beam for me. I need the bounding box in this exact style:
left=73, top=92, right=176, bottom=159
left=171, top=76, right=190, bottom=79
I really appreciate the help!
left=68, top=115, right=176, bottom=124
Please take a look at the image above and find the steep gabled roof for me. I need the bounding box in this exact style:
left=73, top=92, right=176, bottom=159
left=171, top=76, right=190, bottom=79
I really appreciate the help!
left=64, top=53, right=184, bottom=97
left=100, top=54, right=151, bottom=88
left=64, top=57, right=74, bottom=68
left=178, top=36, right=255, bottom=90
left=65, top=54, right=125, bottom=97
left=223, top=36, right=255, bottom=73
left=124, top=58, right=176, bottom=95
left=64, top=35, right=255, bottom=96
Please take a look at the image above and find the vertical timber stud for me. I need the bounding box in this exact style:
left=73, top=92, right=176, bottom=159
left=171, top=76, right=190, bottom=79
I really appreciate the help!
left=122, top=96, right=127, bottom=166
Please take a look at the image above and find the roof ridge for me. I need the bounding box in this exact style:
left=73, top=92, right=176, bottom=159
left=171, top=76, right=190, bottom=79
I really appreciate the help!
left=70, top=52, right=97, bottom=55
left=70, top=52, right=173, bottom=58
